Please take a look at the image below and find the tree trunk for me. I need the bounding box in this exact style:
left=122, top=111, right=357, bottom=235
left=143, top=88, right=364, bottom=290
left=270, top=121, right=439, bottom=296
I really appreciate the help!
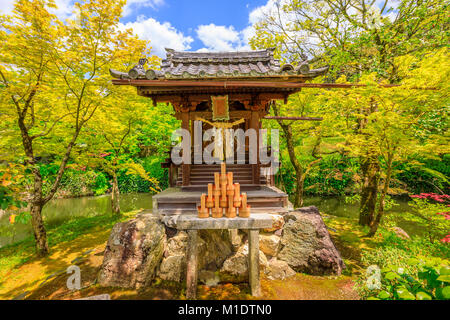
left=359, top=156, right=380, bottom=226
left=294, top=176, right=305, bottom=208
left=31, top=203, right=48, bottom=257
left=282, top=124, right=304, bottom=208
left=29, top=166, right=49, bottom=256
left=111, top=172, right=120, bottom=215
left=274, top=104, right=305, bottom=208
left=368, top=157, right=393, bottom=236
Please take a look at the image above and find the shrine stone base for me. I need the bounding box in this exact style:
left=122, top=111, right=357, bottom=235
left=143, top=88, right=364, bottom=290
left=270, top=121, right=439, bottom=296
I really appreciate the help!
left=162, top=214, right=273, bottom=299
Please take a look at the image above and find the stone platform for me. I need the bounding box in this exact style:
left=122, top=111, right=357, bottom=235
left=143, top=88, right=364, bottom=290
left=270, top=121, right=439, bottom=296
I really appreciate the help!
left=153, top=186, right=291, bottom=216
left=162, top=214, right=273, bottom=230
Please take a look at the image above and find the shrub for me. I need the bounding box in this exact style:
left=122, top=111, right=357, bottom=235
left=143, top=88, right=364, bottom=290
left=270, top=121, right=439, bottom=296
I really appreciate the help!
left=404, top=194, right=450, bottom=243
left=364, top=257, right=450, bottom=300
left=357, top=229, right=450, bottom=300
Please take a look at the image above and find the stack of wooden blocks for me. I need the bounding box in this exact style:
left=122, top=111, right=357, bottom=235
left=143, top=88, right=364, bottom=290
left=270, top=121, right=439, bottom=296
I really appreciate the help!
left=197, top=163, right=251, bottom=219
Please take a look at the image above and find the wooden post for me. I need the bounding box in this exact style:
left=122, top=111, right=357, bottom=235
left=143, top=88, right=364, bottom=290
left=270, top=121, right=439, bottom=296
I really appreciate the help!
left=181, top=112, right=191, bottom=186
left=248, top=229, right=261, bottom=297
left=168, top=163, right=174, bottom=187
left=186, top=229, right=198, bottom=299
left=250, top=111, right=260, bottom=185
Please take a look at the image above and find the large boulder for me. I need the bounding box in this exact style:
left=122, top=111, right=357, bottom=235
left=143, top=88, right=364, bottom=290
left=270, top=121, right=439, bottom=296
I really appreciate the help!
left=259, top=233, right=281, bottom=257
left=198, top=230, right=234, bottom=270
left=264, top=214, right=285, bottom=233
left=158, top=229, right=235, bottom=281
left=265, top=258, right=296, bottom=280
left=220, top=243, right=268, bottom=282
left=277, top=206, right=344, bottom=276
left=391, top=227, right=410, bottom=240
left=98, top=214, right=166, bottom=289
left=158, top=231, right=188, bottom=281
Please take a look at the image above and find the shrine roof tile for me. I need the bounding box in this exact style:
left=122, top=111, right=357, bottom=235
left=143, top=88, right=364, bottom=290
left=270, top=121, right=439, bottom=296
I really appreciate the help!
left=110, top=48, right=329, bottom=81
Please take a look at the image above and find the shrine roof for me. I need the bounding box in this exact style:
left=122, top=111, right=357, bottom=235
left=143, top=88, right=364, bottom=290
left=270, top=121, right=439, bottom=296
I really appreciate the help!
left=110, top=48, right=328, bottom=81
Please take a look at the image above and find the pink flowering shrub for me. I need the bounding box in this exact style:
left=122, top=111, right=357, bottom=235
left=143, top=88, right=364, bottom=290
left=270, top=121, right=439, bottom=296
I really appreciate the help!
left=410, top=193, right=450, bottom=203
left=441, top=233, right=450, bottom=244
left=407, top=193, right=450, bottom=243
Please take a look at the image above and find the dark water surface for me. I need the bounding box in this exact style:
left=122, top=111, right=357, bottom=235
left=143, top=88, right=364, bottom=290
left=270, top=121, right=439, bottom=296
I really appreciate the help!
left=0, top=193, right=417, bottom=248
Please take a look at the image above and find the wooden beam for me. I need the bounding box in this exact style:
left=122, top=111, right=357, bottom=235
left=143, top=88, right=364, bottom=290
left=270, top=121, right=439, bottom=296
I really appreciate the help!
left=114, top=79, right=436, bottom=90
left=264, top=116, right=323, bottom=121
left=184, top=111, right=252, bottom=121
left=142, top=92, right=288, bottom=104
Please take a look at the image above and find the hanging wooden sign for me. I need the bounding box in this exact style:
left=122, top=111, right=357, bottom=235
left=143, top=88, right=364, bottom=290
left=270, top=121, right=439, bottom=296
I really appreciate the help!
left=211, top=95, right=229, bottom=121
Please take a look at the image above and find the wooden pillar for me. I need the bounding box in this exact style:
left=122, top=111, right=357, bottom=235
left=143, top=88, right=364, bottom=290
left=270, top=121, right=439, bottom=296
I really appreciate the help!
left=248, top=229, right=261, bottom=297
left=181, top=112, right=191, bottom=186
left=186, top=229, right=198, bottom=299
left=169, top=164, right=174, bottom=187
left=250, top=111, right=260, bottom=185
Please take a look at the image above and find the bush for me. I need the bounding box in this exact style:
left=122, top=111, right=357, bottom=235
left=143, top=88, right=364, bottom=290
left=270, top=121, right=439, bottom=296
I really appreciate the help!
left=357, top=229, right=450, bottom=300
left=395, top=155, right=450, bottom=194
left=363, top=257, right=450, bottom=300
left=404, top=194, right=450, bottom=243
left=116, top=156, right=168, bottom=194
left=141, top=156, right=168, bottom=191
left=279, top=154, right=358, bottom=196
left=93, top=172, right=109, bottom=196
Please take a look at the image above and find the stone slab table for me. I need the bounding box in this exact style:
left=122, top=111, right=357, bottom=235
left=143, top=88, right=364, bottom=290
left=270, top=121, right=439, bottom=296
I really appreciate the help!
left=161, top=214, right=274, bottom=299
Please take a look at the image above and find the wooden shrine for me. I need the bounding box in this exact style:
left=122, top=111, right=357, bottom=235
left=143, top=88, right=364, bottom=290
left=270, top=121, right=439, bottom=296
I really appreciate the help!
left=110, top=48, right=328, bottom=215
left=110, top=48, right=328, bottom=298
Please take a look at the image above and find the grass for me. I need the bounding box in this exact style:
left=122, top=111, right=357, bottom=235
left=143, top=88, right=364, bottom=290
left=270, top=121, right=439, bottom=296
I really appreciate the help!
left=0, top=211, right=136, bottom=298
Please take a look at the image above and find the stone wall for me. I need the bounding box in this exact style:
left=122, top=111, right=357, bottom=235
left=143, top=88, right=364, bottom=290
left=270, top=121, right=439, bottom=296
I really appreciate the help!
left=97, top=206, right=344, bottom=289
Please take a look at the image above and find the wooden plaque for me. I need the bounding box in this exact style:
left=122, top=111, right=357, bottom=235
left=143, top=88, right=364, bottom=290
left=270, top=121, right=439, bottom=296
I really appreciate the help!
left=211, top=95, right=229, bottom=121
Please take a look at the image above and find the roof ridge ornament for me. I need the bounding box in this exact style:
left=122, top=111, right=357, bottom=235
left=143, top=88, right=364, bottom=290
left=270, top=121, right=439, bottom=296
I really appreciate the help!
left=128, top=58, right=147, bottom=80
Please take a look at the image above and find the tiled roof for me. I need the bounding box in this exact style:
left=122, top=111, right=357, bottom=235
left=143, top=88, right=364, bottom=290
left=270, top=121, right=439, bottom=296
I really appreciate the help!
left=110, top=48, right=328, bottom=80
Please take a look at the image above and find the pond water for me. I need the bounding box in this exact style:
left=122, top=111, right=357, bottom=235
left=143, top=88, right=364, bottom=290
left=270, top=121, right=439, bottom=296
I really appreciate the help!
left=0, top=193, right=418, bottom=248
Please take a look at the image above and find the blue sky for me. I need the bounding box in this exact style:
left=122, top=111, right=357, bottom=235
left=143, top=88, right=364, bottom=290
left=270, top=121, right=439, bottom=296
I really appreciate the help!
left=117, top=0, right=274, bottom=57
left=122, top=0, right=268, bottom=51
left=0, top=0, right=275, bottom=57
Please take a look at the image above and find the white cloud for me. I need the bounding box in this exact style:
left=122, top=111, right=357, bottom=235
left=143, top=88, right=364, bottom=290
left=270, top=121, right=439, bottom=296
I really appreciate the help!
left=196, top=24, right=251, bottom=52
left=249, top=0, right=286, bottom=25
left=119, top=16, right=193, bottom=57
left=50, top=0, right=75, bottom=20
left=194, top=0, right=286, bottom=52
left=123, top=0, right=165, bottom=17
left=0, top=0, right=14, bottom=15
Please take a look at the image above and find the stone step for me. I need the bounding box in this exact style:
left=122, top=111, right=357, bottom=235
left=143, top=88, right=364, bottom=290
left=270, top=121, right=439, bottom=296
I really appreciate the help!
left=176, top=180, right=267, bottom=187
left=180, top=184, right=264, bottom=192
left=188, top=171, right=253, bottom=175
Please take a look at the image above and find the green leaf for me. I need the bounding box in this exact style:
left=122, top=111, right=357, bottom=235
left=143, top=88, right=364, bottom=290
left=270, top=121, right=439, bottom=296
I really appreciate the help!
left=385, top=272, right=400, bottom=281
left=367, top=297, right=380, bottom=300
left=439, top=266, right=450, bottom=276
left=378, top=290, right=390, bottom=299
left=441, top=286, right=450, bottom=300
left=416, top=292, right=432, bottom=300
left=407, top=258, right=420, bottom=265
left=396, top=288, right=416, bottom=300
left=437, top=275, right=450, bottom=283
